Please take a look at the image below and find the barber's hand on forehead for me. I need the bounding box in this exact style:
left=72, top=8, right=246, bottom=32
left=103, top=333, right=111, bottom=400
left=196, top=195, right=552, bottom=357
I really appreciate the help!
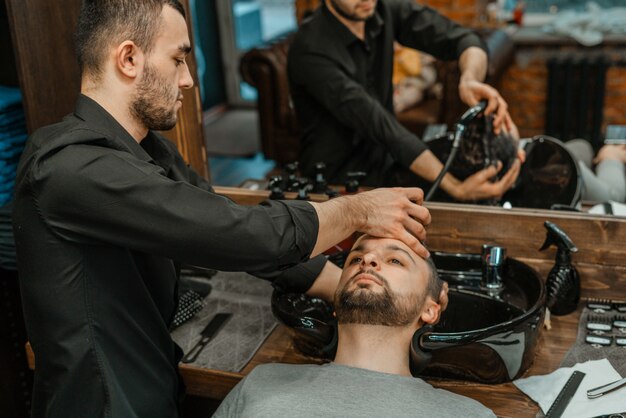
left=353, top=187, right=431, bottom=258
left=458, top=79, right=511, bottom=135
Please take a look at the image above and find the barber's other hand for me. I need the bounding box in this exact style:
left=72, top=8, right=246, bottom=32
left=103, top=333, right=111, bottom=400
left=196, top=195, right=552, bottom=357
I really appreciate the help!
left=458, top=79, right=511, bottom=135
left=351, top=187, right=431, bottom=258
left=594, top=144, right=626, bottom=164
left=454, top=159, right=521, bottom=201
left=305, top=261, right=342, bottom=303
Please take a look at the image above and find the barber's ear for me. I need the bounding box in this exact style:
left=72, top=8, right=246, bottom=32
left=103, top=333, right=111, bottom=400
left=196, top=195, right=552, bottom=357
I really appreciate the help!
left=116, top=41, right=142, bottom=79
left=419, top=299, right=442, bottom=325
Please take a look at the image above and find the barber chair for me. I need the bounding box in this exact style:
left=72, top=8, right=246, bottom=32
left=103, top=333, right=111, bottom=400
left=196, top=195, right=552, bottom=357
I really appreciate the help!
left=239, top=29, right=515, bottom=167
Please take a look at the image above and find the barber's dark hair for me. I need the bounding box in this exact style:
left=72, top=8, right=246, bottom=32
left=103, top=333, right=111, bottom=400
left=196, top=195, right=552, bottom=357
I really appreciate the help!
left=424, top=257, right=443, bottom=303
left=75, top=0, right=186, bottom=79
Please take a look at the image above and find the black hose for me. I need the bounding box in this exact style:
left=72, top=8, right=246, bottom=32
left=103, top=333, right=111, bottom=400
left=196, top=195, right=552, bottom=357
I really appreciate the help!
left=425, top=142, right=460, bottom=202
left=424, top=101, right=488, bottom=202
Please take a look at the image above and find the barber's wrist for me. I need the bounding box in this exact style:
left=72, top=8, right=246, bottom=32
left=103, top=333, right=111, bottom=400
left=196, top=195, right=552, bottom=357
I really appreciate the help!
left=342, top=194, right=368, bottom=231
left=440, top=174, right=464, bottom=200
left=313, top=194, right=364, bottom=233
left=459, top=72, right=483, bottom=87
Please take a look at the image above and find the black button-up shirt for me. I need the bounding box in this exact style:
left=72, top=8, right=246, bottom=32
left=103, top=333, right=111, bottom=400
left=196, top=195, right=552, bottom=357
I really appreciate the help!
left=13, top=95, right=321, bottom=418
left=288, top=0, right=486, bottom=186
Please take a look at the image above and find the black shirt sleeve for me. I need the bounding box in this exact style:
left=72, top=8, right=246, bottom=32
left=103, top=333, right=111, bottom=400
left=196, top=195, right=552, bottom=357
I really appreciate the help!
left=251, top=254, right=328, bottom=294
left=158, top=135, right=326, bottom=292
left=390, top=0, right=487, bottom=60
left=32, top=143, right=319, bottom=273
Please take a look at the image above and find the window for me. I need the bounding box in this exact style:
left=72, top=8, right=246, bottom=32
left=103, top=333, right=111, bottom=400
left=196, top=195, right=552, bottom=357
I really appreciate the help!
left=217, top=0, right=297, bottom=104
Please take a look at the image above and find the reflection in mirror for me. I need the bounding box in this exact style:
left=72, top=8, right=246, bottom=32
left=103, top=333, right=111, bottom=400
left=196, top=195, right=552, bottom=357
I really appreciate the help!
left=425, top=114, right=625, bottom=217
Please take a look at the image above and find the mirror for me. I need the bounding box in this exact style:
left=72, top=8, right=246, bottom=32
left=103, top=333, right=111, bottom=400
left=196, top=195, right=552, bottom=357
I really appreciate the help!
left=8, top=0, right=621, bottom=221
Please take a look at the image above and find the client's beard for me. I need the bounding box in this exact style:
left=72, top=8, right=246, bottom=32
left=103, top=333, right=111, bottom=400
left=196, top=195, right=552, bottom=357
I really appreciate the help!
left=334, top=269, right=421, bottom=326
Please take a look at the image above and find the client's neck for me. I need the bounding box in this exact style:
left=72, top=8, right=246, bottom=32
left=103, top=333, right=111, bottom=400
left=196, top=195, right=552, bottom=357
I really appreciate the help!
left=333, top=324, right=414, bottom=377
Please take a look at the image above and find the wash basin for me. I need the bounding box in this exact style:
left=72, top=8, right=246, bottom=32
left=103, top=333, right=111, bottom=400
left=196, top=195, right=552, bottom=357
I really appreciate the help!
left=271, top=250, right=546, bottom=384
left=412, top=252, right=546, bottom=383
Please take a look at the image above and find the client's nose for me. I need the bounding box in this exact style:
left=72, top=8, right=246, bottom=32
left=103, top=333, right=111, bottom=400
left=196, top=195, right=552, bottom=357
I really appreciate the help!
left=361, top=252, right=379, bottom=269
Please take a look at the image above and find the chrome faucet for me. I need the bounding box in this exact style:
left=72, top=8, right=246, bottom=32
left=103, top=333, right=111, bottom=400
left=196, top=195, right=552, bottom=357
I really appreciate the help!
left=481, top=245, right=506, bottom=290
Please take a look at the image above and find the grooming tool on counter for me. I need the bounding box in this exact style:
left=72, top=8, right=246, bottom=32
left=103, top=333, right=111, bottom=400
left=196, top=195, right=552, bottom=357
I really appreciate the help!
left=587, top=315, right=613, bottom=332
left=587, top=299, right=613, bottom=312
left=170, top=290, right=205, bottom=330
left=585, top=334, right=613, bottom=346
left=541, top=221, right=580, bottom=316
left=587, top=376, right=626, bottom=399
left=614, top=316, right=626, bottom=329
left=545, top=370, right=585, bottom=418
left=182, top=312, right=232, bottom=363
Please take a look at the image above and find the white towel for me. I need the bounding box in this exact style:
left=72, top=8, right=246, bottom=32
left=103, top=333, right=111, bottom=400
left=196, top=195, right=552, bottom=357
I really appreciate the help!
left=514, top=358, right=626, bottom=417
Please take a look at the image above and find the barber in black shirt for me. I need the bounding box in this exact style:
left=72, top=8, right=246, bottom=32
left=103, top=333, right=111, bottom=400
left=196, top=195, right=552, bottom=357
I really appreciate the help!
left=12, top=1, right=433, bottom=417
left=289, top=0, right=522, bottom=201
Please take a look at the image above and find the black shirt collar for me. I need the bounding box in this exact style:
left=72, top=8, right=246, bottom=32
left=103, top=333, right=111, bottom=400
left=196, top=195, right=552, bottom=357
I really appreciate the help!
left=73, top=94, right=154, bottom=164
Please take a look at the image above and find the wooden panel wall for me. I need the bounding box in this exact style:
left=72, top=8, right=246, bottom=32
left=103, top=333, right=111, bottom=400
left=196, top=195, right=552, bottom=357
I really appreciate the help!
left=426, top=202, right=626, bottom=267
left=5, top=0, right=82, bottom=132
left=5, top=0, right=209, bottom=179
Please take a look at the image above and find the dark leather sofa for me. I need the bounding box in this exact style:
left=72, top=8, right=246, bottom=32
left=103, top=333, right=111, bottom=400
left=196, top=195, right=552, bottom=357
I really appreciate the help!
left=240, top=29, right=515, bottom=166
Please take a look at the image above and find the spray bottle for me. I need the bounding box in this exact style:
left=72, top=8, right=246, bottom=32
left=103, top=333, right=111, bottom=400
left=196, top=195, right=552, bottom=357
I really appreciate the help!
left=540, top=221, right=580, bottom=316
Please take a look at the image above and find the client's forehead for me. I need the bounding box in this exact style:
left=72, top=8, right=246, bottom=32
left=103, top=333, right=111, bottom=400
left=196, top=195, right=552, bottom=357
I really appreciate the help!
left=351, top=235, right=418, bottom=261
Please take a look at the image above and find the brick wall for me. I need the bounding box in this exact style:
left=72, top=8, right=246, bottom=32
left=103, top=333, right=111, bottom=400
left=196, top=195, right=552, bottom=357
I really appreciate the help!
left=499, top=46, right=626, bottom=138
left=420, top=0, right=480, bottom=25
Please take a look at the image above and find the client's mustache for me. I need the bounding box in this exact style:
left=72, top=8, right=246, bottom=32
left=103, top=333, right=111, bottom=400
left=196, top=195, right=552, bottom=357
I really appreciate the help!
left=348, top=269, right=388, bottom=287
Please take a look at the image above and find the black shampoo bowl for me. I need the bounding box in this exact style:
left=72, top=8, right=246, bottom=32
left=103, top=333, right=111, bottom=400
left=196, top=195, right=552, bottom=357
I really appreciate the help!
left=411, top=252, right=546, bottom=383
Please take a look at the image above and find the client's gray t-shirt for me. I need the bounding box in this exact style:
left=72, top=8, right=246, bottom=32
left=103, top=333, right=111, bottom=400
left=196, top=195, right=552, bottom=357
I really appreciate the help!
left=213, top=363, right=495, bottom=417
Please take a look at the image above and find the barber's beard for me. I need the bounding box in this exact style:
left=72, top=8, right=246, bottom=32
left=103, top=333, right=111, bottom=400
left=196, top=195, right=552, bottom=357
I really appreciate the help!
left=130, top=63, right=179, bottom=132
left=334, top=269, right=422, bottom=326
left=328, top=0, right=375, bottom=22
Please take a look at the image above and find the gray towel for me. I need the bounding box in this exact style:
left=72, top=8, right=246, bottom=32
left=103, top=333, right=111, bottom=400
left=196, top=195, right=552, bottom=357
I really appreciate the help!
left=171, top=271, right=278, bottom=372
left=560, top=307, right=626, bottom=376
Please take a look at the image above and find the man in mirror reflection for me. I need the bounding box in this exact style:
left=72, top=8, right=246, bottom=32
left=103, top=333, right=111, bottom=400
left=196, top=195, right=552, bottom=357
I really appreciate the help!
left=565, top=140, right=626, bottom=203
left=12, top=1, right=434, bottom=416
left=214, top=234, right=494, bottom=417
left=288, top=0, right=523, bottom=201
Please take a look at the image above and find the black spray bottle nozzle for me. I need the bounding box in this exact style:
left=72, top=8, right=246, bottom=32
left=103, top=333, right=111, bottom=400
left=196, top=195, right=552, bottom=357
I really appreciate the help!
left=540, top=221, right=577, bottom=264
left=540, top=221, right=580, bottom=315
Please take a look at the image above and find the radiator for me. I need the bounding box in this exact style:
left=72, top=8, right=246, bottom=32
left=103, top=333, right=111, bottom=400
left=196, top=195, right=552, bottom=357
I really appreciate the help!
left=545, top=54, right=610, bottom=147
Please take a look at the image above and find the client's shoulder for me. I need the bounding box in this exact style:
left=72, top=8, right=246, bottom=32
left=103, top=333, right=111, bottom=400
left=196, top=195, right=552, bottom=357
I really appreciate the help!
left=248, top=362, right=323, bottom=379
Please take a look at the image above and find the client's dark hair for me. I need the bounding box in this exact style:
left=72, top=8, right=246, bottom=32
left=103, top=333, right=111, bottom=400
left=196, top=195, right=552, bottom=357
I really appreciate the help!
left=424, top=257, right=443, bottom=302
left=75, top=0, right=186, bottom=80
